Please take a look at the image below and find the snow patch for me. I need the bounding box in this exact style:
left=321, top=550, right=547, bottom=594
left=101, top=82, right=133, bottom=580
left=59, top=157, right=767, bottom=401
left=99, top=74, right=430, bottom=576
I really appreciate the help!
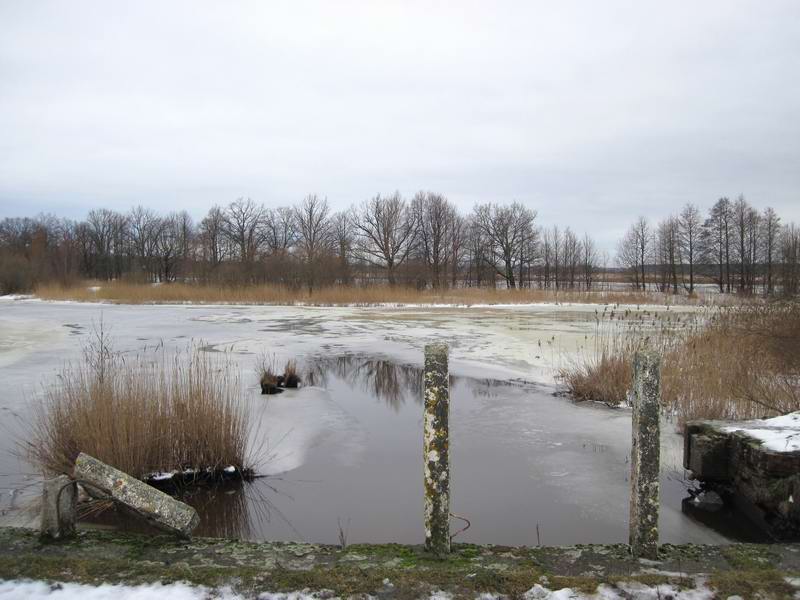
left=0, top=581, right=340, bottom=600
left=723, top=411, right=800, bottom=452
left=0, top=580, right=238, bottom=599
left=0, top=294, right=36, bottom=301
left=0, top=578, right=721, bottom=600
left=523, top=581, right=715, bottom=600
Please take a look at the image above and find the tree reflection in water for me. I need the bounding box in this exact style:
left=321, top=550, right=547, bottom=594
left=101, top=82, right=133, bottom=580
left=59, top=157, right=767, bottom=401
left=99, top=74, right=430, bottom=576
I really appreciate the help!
left=305, top=354, right=431, bottom=412
left=304, top=354, right=534, bottom=411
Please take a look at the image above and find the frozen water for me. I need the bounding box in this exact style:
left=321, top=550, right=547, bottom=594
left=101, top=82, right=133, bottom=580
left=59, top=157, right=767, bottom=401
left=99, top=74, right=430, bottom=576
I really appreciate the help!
left=0, top=298, right=758, bottom=544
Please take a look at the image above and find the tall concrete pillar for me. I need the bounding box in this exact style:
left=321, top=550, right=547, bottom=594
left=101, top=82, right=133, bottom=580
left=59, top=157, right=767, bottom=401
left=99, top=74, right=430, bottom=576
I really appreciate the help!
left=423, top=343, right=450, bottom=556
left=629, top=351, right=661, bottom=559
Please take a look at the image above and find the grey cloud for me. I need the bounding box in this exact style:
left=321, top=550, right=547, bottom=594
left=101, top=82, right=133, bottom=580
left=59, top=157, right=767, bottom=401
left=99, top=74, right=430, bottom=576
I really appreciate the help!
left=1, top=1, right=799, bottom=251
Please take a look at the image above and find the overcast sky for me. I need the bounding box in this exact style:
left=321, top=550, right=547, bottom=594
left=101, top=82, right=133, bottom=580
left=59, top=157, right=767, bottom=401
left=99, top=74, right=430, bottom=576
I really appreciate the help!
left=1, top=1, right=799, bottom=250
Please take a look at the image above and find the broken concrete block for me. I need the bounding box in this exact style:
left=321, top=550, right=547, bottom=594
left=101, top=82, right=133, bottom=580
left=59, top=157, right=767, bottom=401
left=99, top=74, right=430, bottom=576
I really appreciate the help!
left=40, top=475, right=77, bottom=540
left=74, top=452, right=199, bottom=538
left=684, top=421, right=730, bottom=481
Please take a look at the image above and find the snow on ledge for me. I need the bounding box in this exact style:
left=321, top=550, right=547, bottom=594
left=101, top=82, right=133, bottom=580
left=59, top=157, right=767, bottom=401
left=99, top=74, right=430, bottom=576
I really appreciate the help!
left=722, top=411, right=800, bottom=453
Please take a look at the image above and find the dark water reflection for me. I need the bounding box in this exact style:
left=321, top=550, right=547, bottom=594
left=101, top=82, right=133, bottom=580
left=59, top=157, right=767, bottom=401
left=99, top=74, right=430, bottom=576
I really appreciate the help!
left=84, top=478, right=301, bottom=539
left=152, top=355, right=770, bottom=545
left=1, top=302, right=768, bottom=544
left=305, top=354, right=426, bottom=411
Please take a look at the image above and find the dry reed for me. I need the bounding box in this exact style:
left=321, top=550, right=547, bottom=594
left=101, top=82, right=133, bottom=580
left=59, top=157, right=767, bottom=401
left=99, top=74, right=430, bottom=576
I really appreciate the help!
left=560, top=301, right=800, bottom=424
left=257, top=353, right=279, bottom=387
left=283, top=359, right=300, bottom=388
left=34, top=280, right=721, bottom=307
left=29, top=326, right=252, bottom=481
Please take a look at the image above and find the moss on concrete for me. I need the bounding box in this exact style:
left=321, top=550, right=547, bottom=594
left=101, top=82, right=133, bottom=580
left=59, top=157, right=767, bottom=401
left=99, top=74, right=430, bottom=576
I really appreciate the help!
left=1, top=527, right=799, bottom=598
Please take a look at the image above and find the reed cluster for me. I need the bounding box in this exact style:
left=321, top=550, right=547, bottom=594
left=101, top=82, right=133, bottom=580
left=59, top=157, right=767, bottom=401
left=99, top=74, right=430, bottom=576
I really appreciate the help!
left=560, top=301, right=800, bottom=424
left=29, top=330, right=252, bottom=481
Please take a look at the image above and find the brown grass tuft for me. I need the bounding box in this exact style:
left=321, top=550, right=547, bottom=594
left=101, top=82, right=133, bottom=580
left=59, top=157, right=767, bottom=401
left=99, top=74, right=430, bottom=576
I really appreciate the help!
left=283, top=359, right=300, bottom=388
left=29, top=326, right=252, bottom=481
left=562, top=352, right=632, bottom=407
left=257, top=354, right=279, bottom=387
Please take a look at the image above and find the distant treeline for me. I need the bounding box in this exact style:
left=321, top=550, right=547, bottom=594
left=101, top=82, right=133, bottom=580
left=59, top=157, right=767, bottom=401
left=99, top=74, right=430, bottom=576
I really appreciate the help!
left=618, top=195, right=799, bottom=296
left=0, top=192, right=797, bottom=297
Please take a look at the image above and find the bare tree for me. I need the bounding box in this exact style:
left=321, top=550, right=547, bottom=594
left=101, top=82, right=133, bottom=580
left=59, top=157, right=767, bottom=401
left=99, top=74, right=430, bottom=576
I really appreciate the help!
left=473, top=202, right=537, bottom=289
left=657, top=216, right=680, bottom=294
left=581, top=233, right=598, bottom=290
left=259, top=206, right=297, bottom=284
left=331, top=211, right=353, bottom=284
left=128, top=206, right=162, bottom=281
left=632, top=217, right=652, bottom=290
left=781, top=223, right=800, bottom=297
left=294, top=195, right=333, bottom=294
left=704, top=197, right=732, bottom=293
left=448, top=212, right=467, bottom=287
left=199, top=206, right=228, bottom=274
left=223, top=198, right=266, bottom=269
left=617, top=218, right=651, bottom=290
left=678, top=203, right=701, bottom=294
left=411, top=191, right=457, bottom=289
left=86, top=209, right=128, bottom=280
left=733, top=195, right=750, bottom=292
left=562, top=227, right=579, bottom=288
left=263, top=207, right=297, bottom=255
left=465, top=215, right=492, bottom=287
left=154, top=213, right=183, bottom=282
left=761, top=207, right=781, bottom=295
left=353, top=193, right=417, bottom=286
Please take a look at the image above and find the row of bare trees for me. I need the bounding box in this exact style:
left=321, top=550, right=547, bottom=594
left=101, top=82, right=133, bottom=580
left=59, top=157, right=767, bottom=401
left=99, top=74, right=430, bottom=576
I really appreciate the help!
left=617, top=195, right=799, bottom=296
left=3, top=191, right=796, bottom=297
left=0, top=192, right=606, bottom=294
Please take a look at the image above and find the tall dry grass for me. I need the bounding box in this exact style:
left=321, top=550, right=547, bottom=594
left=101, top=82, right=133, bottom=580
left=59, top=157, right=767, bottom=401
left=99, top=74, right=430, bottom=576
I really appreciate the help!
left=34, top=280, right=719, bottom=307
left=29, top=326, right=252, bottom=481
left=560, top=301, right=800, bottom=424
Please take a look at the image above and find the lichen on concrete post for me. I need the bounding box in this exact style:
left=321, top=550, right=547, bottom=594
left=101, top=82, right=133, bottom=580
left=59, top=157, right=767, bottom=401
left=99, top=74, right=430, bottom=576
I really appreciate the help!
left=424, top=343, right=450, bottom=556
left=40, top=475, right=77, bottom=540
left=629, top=351, right=661, bottom=559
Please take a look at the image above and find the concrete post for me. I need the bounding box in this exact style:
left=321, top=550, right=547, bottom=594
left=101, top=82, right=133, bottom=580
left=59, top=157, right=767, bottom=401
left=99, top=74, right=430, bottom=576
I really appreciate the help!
left=41, top=475, right=77, bottom=540
left=74, top=452, right=199, bottom=538
left=423, top=343, right=450, bottom=556
left=629, top=351, right=661, bottom=559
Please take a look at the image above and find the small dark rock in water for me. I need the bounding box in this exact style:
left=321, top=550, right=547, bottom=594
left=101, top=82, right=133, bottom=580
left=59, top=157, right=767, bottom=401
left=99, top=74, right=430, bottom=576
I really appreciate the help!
left=261, top=383, right=283, bottom=395
left=692, top=490, right=724, bottom=512
left=284, top=373, right=300, bottom=388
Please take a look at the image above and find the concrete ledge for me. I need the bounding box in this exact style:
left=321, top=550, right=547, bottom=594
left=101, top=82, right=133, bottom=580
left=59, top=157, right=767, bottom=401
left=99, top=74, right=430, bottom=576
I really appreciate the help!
left=685, top=417, right=800, bottom=540
left=1, top=527, right=799, bottom=598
